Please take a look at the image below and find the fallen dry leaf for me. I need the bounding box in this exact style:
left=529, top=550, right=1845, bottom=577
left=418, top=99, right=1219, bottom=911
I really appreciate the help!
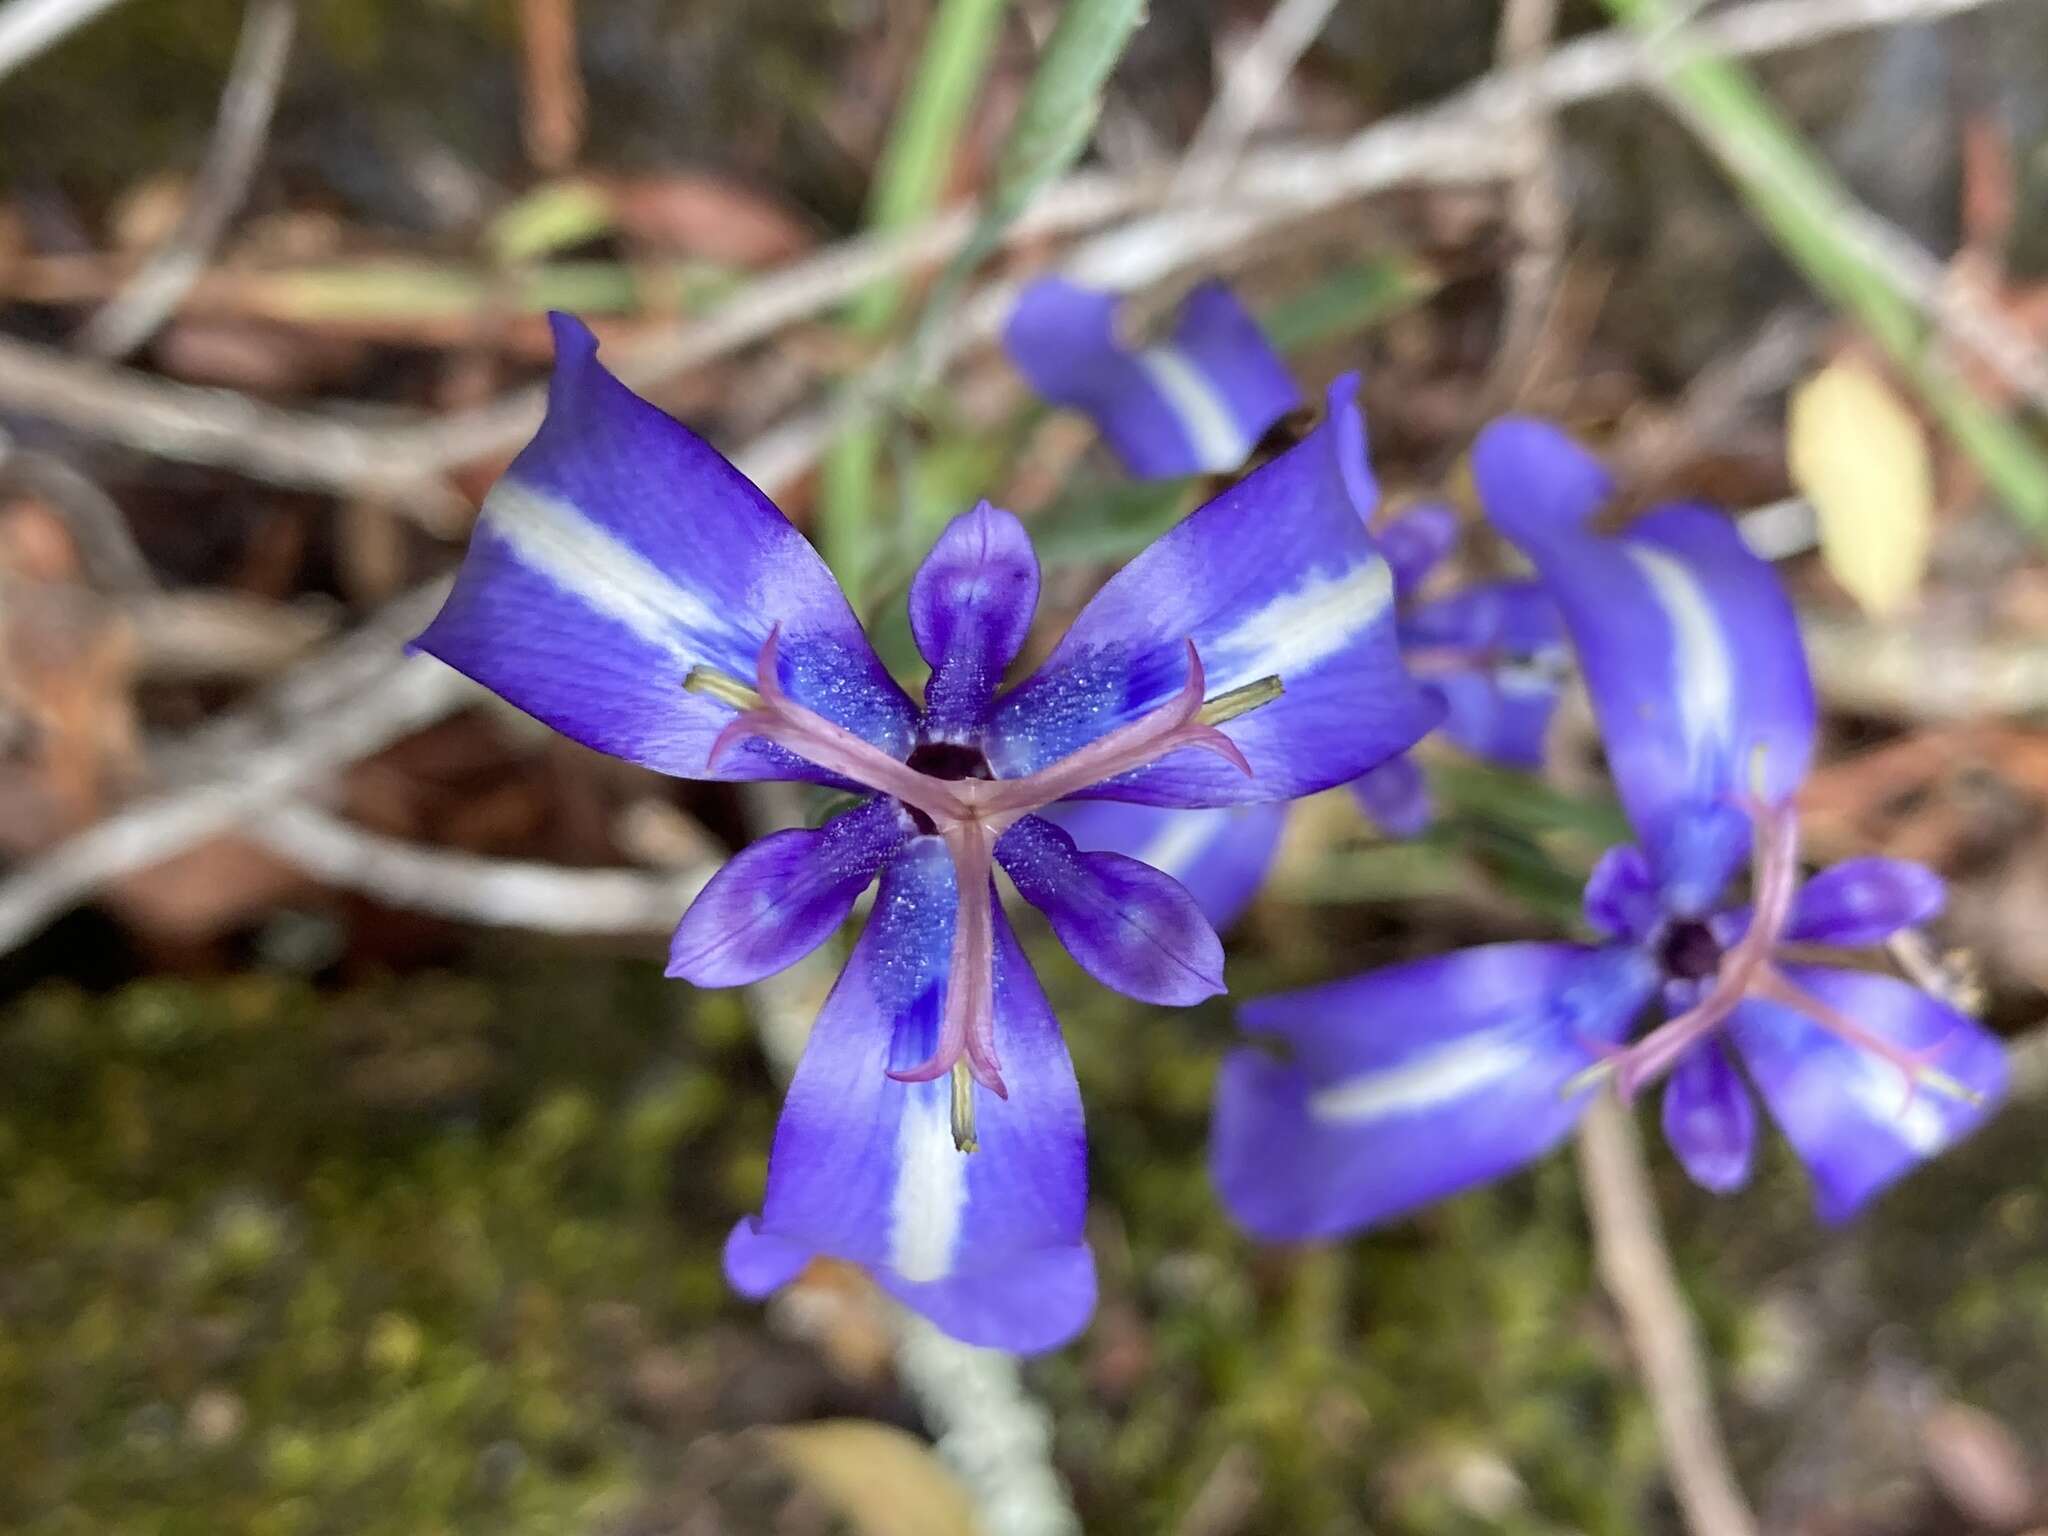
left=1788, top=357, right=1935, bottom=618
left=764, top=1420, right=982, bottom=1536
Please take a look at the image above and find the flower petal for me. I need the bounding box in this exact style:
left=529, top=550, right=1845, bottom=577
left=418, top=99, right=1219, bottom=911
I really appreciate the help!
left=996, top=814, right=1225, bottom=1005
left=1429, top=670, right=1561, bottom=770
left=416, top=313, right=916, bottom=783
left=736, top=839, right=1092, bottom=1345
left=1474, top=418, right=1815, bottom=909
left=1349, top=753, right=1431, bottom=838
left=990, top=376, right=1438, bottom=806
left=1400, top=578, right=1560, bottom=656
left=1731, top=963, right=2008, bottom=1223
left=1582, top=844, right=1663, bottom=945
left=1002, top=277, right=1299, bottom=477
left=1660, top=1040, right=1757, bottom=1194
left=1041, top=799, right=1285, bottom=931
left=908, top=501, right=1042, bottom=736
left=1377, top=503, right=1459, bottom=599
left=876, top=1243, right=1098, bottom=1353
left=1786, top=858, right=1946, bottom=948
left=1211, top=942, right=1658, bottom=1239
left=667, top=797, right=909, bottom=986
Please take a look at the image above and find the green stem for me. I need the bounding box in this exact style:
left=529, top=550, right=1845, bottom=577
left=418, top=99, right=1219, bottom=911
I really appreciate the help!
left=818, top=0, right=1011, bottom=589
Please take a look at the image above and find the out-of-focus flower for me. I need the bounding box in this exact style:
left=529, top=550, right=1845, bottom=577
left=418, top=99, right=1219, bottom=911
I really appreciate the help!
left=415, top=314, right=1435, bottom=1350
left=1211, top=419, right=2007, bottom=1239
left=1002, top=277, right=1301, bottom=478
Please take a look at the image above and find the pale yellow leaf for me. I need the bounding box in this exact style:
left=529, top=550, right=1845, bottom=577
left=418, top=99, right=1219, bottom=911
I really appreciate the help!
left=765, top=1419, right=983, bottom=1536
left=1788, top=359, right=1935, bottom=616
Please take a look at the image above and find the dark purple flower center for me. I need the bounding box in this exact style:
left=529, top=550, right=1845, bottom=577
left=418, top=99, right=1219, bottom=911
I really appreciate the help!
left=699, top=628, right=1258, bottom=1100
left=901, top=741, right=994, bottom=834
left=1659, top=920, right=1723, bottom=982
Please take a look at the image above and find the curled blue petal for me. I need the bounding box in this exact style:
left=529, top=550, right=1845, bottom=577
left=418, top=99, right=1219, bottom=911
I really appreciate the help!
left=1349, top=753, right=1431, bottom=838
left=989, top=376, right=1438, bottom=806
left=1582, top=844, right=1663, bottom=945
left=1042, top=799, right=1285, bottom=931
left=667, top=796, right=909, bottom=986
left=1210, top=942, right=1658, bottom=1240
left=1785, top=858, right=1946, bottom=948
left=1400, top=578, right=1560, bottom=657
left=1731, top=964, right=2008, bottom=1224
left=1429, top=670, right=1560, bottom=772
left=908, top=501, right=1041, bottom=737
left=1474, top=418, right=1815, bottom=908
left=996, top=814, right=1225, bottom=1006
left=1660, top=1040, right=1757, bottom=1194
left=416, top=313, right=916, bottom=783
left=735, top=840, right=1092, bottom=1347
left=1002, top=277, right=1299, bottom=478
left=1376, top=503, right=1459, bottom=599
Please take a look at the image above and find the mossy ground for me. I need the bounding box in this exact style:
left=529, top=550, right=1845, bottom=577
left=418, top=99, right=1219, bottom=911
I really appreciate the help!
left=3, top=924, right=2033, bottom=1534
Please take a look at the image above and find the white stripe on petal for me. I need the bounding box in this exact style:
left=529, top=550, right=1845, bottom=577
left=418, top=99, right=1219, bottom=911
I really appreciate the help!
left=1842, top=1053, right=1951, bottom=1157
left=481, top=478, right=730, bottom=659
left=1309, top=1031, right=1536, bottom=1123
left=1133, top=806, right=1230, bottom=880
left=889, top=1081, right=968, bottom=1283
left=1208, top=558, right=1395, bottom=693
left=1137, top=345, right=1253, bottom=472
left=1624, top=543, right=1735, bottom=777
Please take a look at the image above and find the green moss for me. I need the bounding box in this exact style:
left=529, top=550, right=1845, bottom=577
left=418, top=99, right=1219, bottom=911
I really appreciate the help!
left=0, top=961, right=751, bottom=1535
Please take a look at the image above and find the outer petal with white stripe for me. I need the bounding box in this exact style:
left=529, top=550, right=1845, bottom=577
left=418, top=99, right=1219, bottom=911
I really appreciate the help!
left=1473, top=419, right=1815, bottom=911
left=1211, top=942, right=1658, bottom=1240
left=1042, top=799, right=1287, bottom=931
left=724, top=840, right=1093, bottom=1353
left=989, top=376, right=1439, bottom=805
left=1729, top=964, right=2008, bottom=1224
left=1002, top=277, right=1301, bottom=478
left=416, top=313, right=916, bottom=784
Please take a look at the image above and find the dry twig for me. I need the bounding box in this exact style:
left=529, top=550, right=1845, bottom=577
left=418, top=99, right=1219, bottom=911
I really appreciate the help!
left=1479, top=0, right=1568, bottom=409
left=77, top=0, right=298, bottom=360
left=1171, top=0, right=1343, bottom=202
left=0, top=0, right=2018, bottom=516
left=0, top=426, right=156, bottom=592
left=0, top=0, right=131, bottom=81
left=0, top=581, right=461, bottom=955
left=253, top=802, right=707, bottom=932
left=1577, top=1095, right=1762, bottom=1536
left=1631, top=1, right=2048, bottom=419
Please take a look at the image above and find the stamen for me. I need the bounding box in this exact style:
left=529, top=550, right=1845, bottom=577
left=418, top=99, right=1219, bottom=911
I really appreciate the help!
left=1196, top=674, right=1283, bottom=727
left=1610, top=797, right=1803, bottom=1100
left=1752, top=966, right=1984, bottom=1110
left=964, top=641, right=1254, bottom=819
left=705, top=628, right=968, bottom=824
left=950, top=1060, right=978, bottom=1153
left=698, top=632, right=1280, bottom=1107
left=889, top=822, right=1007, bottom=1098
left=1560, top=1054, right=1620, bottom=1100
left=682, top=665, right=763, bottom=712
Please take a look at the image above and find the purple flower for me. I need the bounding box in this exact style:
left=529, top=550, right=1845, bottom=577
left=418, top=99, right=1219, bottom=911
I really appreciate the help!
left=1002, top=277, right=1301, bottom=478
left=1050, top=504, right=1568, bottom=924
left=1006, top=275, right=1569, bottom=910
left=1212, top=418, right=2008, bottom=1239
left=415, top=314, right=1435, bottom=1351
left=1353, top=502, right=1569, bottom=834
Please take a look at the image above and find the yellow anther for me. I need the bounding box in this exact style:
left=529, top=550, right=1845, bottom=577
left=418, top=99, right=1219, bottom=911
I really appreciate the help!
left=1196, top=674, right=1284, bottom=728
left=951, top=1059, right=979, bottom=1154
left=683, top=665, right=764, bottom=712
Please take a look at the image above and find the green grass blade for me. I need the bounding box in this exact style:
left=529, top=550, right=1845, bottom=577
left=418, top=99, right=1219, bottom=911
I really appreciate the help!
left=817, top=0, right=1011, bottom=585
